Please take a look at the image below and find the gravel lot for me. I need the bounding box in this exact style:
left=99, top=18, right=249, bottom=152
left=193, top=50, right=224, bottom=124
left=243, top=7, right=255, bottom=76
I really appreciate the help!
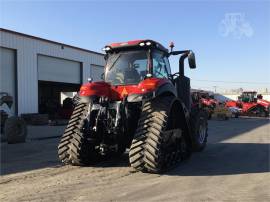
left=0, top=118, right=269, bottom=201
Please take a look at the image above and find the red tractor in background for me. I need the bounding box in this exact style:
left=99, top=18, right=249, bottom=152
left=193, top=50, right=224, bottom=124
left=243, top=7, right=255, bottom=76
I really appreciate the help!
left=226, top=91, right=269, bottom=117
left=58, top=40, right=208, bottom=173
left=191, top=90, right=219, bottom=119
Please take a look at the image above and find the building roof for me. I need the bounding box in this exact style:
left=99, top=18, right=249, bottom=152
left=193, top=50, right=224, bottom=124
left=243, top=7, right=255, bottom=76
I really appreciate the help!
left=0, top=28, right=104, bottom=56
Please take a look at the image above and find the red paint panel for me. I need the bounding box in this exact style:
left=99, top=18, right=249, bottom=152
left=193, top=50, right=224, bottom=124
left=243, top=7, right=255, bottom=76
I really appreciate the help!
left=79, top=81, right=111, bottom=98
left=225, top=101, right=237, bottom=108
left=110, top=78, right=169, bottom=100
left=79, top=78, right=169, bottom=101
left=109, top=40, right=144, bottom=48
left=201, top=98, right=212, bottom=106
left=242, top=103, right=257, bottom=112
left=257, top=99, right=270, bottom=107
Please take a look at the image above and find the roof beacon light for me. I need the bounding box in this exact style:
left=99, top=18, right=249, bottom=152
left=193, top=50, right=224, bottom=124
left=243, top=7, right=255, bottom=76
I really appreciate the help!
left=103, top=46, right=111, bottom=51
left=139, top=42, right=145, bottom=46
left=146, top=41, right=152, bottom=46
left=169, top=42, right=174, bottom=52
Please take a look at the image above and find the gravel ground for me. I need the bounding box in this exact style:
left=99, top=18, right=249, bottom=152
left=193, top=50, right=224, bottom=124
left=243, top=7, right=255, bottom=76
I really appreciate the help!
left=0, top=117, right=269, bottom=202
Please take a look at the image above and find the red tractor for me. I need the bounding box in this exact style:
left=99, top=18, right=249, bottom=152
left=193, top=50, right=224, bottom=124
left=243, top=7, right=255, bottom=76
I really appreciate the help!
left=58, top=40, right=208, bottom=173
left=191, top=90, right=219, bottom=119
left=226, top=91, right=269, bottom=117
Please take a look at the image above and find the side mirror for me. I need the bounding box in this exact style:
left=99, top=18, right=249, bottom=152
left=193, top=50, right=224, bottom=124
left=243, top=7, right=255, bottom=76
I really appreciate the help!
left=188, top=51, right=196, bottom=69
left=101, top=73, right=105, bottom=80
left=257, top=94, right=263, bottom=99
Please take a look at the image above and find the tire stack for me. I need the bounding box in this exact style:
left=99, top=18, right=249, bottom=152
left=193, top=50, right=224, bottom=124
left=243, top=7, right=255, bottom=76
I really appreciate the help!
left=5, top=117, right=27, bottom=144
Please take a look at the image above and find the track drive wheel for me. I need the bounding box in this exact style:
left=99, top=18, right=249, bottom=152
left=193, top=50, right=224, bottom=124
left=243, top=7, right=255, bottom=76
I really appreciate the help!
left=58, top=100, right=100, bottom=165
left=129, top=96, right=191, bottom=173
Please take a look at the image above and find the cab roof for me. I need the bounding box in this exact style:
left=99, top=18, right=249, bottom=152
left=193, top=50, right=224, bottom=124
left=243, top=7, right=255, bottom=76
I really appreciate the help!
left=104, top=39, right=169, bottom=53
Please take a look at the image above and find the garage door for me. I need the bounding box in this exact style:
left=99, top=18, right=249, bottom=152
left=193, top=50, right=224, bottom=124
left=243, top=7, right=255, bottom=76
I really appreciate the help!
left=91, top=64, right=104, bottom=81
left=38, top=55, right=81, bottom=84
left=0, top=47, right=16, bottom=115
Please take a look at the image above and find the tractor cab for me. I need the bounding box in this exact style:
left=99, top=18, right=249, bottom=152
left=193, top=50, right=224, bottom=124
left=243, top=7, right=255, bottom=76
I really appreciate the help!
left=102, top=40, right=196, bottom=110
left=238, top=91, right=257, bottom=103
left=103, top=40, right=171, bottom=86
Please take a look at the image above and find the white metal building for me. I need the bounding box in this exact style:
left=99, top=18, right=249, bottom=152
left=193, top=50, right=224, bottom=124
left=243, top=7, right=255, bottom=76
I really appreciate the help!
left=0, top=28, right=105, bottom=115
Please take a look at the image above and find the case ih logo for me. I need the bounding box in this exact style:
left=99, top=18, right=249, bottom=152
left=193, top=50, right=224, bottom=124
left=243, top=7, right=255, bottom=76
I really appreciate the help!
left=121, top=87, right=128, bottom=97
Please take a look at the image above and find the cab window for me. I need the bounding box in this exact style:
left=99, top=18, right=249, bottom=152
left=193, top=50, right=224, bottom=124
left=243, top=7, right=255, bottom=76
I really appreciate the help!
left=164, top=57, right=171, bottom=75
left=105, top=50, right=148, bottom=85
left=152, top=51, right=169, bottom=78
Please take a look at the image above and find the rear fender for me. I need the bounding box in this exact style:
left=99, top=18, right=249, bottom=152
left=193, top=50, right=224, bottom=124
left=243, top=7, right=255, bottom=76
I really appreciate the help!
left=156, top=82, right=177, bottom=97
left=79, top=81, right=111, bottom=98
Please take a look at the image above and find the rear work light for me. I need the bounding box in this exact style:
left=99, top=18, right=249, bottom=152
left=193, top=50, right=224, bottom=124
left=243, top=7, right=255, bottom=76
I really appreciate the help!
left=102, top=46, right=111, bottom=51
left=139, top=42, right=145, bottom=46
left=140, top=41, right=152, bottom=47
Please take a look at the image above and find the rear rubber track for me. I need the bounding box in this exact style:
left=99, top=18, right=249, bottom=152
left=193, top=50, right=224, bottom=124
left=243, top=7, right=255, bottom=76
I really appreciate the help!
left=129, top=96, right=190, bottom=173
left=58, top=102, right=99, bottom=165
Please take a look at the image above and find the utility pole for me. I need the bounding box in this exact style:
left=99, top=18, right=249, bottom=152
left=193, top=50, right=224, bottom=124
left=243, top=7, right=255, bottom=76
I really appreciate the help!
left=213, top=86, right=217, bottom=93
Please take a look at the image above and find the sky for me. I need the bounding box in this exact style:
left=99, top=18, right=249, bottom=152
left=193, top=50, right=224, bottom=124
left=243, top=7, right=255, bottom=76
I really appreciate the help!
left=1, top=0, right=270, bottom=93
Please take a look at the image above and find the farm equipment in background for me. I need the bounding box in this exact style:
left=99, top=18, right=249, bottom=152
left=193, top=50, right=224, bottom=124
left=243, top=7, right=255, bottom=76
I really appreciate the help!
left=58, top=40, right=208, bottom=173
left=0, top=92, right=13, bottom=135
left=226, top=91, right=269, bottom=117
left=212, top=103, right=234, bottom=120
left=0, top=92, right=27, bottom=143
left=191, top=90, right=219, bottom=119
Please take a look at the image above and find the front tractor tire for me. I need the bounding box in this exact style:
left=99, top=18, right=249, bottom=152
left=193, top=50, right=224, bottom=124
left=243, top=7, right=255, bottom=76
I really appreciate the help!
left=129, top=96, right=191, bottom=173
left=58, top=101, right=100, bottom=166
left=190, top=109, right=208, bottom=152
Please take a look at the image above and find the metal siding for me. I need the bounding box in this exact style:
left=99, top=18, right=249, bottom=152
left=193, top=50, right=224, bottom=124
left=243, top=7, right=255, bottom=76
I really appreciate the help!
left=83, top=62, right=91, bottom=83
left=0, top=30, right=105, bottom=115
left=0, top=47, right=16, bottom=115
left=38, top=55, right=81, bottom=84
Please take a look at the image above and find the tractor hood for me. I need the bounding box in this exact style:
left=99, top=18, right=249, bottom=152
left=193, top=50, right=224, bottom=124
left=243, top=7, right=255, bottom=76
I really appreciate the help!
left=79, top=78, right=170, bottom=101
left=257, top=99, right=270, bottom=107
